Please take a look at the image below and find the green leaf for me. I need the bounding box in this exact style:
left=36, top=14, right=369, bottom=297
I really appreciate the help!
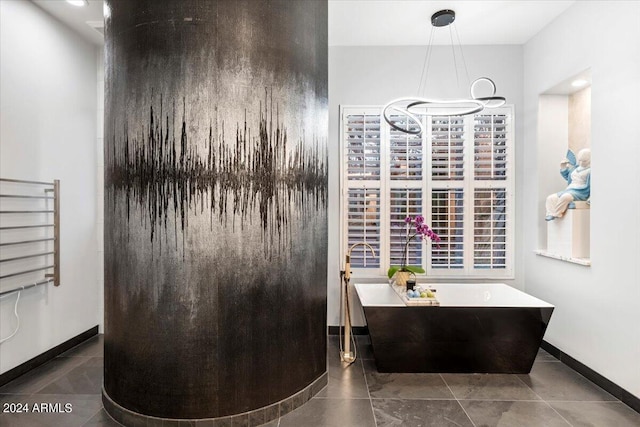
left=403, top=265, right=425, bottom=274
left=387, top=266, right=400, bottom=279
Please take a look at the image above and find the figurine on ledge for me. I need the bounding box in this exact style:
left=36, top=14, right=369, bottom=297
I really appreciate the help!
left=545, top=148, right=591, bottom=221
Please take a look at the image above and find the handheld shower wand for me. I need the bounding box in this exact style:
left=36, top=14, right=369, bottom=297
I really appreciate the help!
left=340, top=242, right=376, bottom=363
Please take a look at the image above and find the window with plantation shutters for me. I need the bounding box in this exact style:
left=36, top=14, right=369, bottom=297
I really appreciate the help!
left=346, top=188, right=380, bottom=267
left=472, top=113, right=510, bottom=271
left=474, top=114, right=508, bottom=180
left=342, top=109, right=381, bottom=269
left=389, top=189, right=423, bottom=268
left=473, top=188, right=507, bottom=269
left=389, top=116, right=423, bottom=181
left=340, top=105, right=513, bottom=278
left=345, top=114, right=381, bottom=180
left=431, top=116, right=465, bottom=180
left=431, top=189, right=464, bottom=269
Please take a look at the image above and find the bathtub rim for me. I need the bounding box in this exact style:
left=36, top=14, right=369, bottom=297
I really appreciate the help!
left=354, top=282, right=555, bottom=309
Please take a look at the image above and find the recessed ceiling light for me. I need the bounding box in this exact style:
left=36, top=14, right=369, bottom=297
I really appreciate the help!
left=571, top=79, right=588, bottom=87
left=67, top=0, right=88, bottom=7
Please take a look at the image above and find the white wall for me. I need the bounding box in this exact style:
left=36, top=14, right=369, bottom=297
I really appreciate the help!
left=537, top=96, right=569, bottom=248
left=0, top=0, right=99, bottom=373
left=97, top=47, right=105, bottom=333
left=328, top=45, right=524, bottom=326
left=523, top=1, right=640, bottom=398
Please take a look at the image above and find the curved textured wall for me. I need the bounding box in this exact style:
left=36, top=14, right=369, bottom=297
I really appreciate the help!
left=103, top=0, right=327, bottom=421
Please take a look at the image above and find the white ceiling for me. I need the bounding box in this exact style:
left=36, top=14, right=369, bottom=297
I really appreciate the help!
left=329, top=0, right=576, bottom=46
left=32, top=0, right=104, bottom=45
left=32, top=0, right=576, bottom=47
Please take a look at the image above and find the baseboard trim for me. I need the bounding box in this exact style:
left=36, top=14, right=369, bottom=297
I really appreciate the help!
left=541, top=340, right=640, bottom=414
left=327, top=326, right=369, bottom=335
left=0, top=325, right=99, bottom=387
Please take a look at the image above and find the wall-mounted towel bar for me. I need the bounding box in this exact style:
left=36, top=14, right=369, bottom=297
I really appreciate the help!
left=0, top=210, right=55, bottom=214
left=0, top=224, right=54, bottom=230
left=0, top=178, right=60, bottom=293
left=0, top=195, right=54, bottom=199
left=0, top=178, right=55, bottom=186
left=0, top=252, right=55, bottom=263
left=0, top=279, right=54, bottom=298
left=0, top=238, right=55, bottom=247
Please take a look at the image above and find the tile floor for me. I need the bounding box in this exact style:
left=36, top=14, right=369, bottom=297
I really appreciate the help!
left=1, top=334, right=639, bottom=426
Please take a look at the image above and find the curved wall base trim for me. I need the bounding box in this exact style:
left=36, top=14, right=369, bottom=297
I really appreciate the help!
left=102, top=372, right=328, bottom=426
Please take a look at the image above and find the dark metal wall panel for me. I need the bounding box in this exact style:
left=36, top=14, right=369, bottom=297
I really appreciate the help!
left=103, top=0, right=327, bottom=419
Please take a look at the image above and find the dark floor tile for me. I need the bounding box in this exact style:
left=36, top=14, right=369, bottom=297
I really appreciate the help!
left=518, top=361, right=617, bottom=401
left=460, top=400, right=570, bottom=427
left=61, top=335, right=104, bottom=358
left=35, top=357, right=104, bottom=395
left=550, top=401, right=640, bottom=427
left=441, top=373, right=540, bottom=401
left=355, top=335, right=375, bottom=360
left=117, top=408, right=148, bottom=427
left=325, top=339, right=340, bottom=367
left=316, top=352, right=369, bottom=399
left=372, top=399, right=474, bottom=427
left=0, top=356, right=89, bottom=395
left=536, top=348, right=559, bottom=362
left=279, top=398, right=375, bottom=427
left=0, top=393, right=102, bottom=427
left=364, top=360, right=452, bottom=399
left=327, top=335, right=359, bottom=362
left=82, top=408, right=123, bottom=426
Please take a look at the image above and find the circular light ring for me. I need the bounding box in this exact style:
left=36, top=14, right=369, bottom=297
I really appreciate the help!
left=473, top=96, right=507, bottom=108
left=406, top=98, right=485, bottom=116
left=470, top=77, right=497, bottom=99
left=382, top=99, right=425, bottom=135
left=470, top=78, right=506, bottom=109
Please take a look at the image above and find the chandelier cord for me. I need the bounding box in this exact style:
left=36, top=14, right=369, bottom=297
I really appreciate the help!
left=449, top=25, right=460, bottom=89
left=453, top=22, right=472, bottom=90
left=418, top=25, right=435, bottom=97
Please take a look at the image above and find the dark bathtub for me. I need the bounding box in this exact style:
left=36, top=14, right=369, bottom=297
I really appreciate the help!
left=355, top=283, right=554, bottom=374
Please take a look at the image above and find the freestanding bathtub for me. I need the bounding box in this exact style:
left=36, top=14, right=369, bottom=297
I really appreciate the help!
left=354, top=283, right=554, bottom=374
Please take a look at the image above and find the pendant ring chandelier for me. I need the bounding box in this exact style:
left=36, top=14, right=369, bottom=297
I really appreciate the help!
left=382, top=9, right=506, bottom=135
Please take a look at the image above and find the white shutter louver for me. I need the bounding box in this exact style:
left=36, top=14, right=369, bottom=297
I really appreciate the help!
left=389, top=189, right=423, bottom=268
left=431, top=189, right=464, bottom=269
left=347, top=188, right=380, bottom=267
left=474, top=114, right=508, bottom=180
left=432, top=116, right=465, bottom=180
left=345, top=114, right=381, bottom=180
left=474, top=188, right=507, bottom=269
left=389, top=116, right=422, bottom=180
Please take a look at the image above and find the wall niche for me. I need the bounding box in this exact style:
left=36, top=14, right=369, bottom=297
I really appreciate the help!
left=536, top=69, right=592, bottom=266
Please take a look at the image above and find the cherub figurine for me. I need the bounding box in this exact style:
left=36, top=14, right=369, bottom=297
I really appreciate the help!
left=545, top=148, right=591, bottom=221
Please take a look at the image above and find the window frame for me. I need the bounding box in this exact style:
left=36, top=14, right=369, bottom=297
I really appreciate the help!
left=340, top=105, right=515, bottom=280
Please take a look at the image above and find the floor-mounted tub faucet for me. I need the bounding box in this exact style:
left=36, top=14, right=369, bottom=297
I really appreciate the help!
left=340, top=242, right=376, bottom=363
